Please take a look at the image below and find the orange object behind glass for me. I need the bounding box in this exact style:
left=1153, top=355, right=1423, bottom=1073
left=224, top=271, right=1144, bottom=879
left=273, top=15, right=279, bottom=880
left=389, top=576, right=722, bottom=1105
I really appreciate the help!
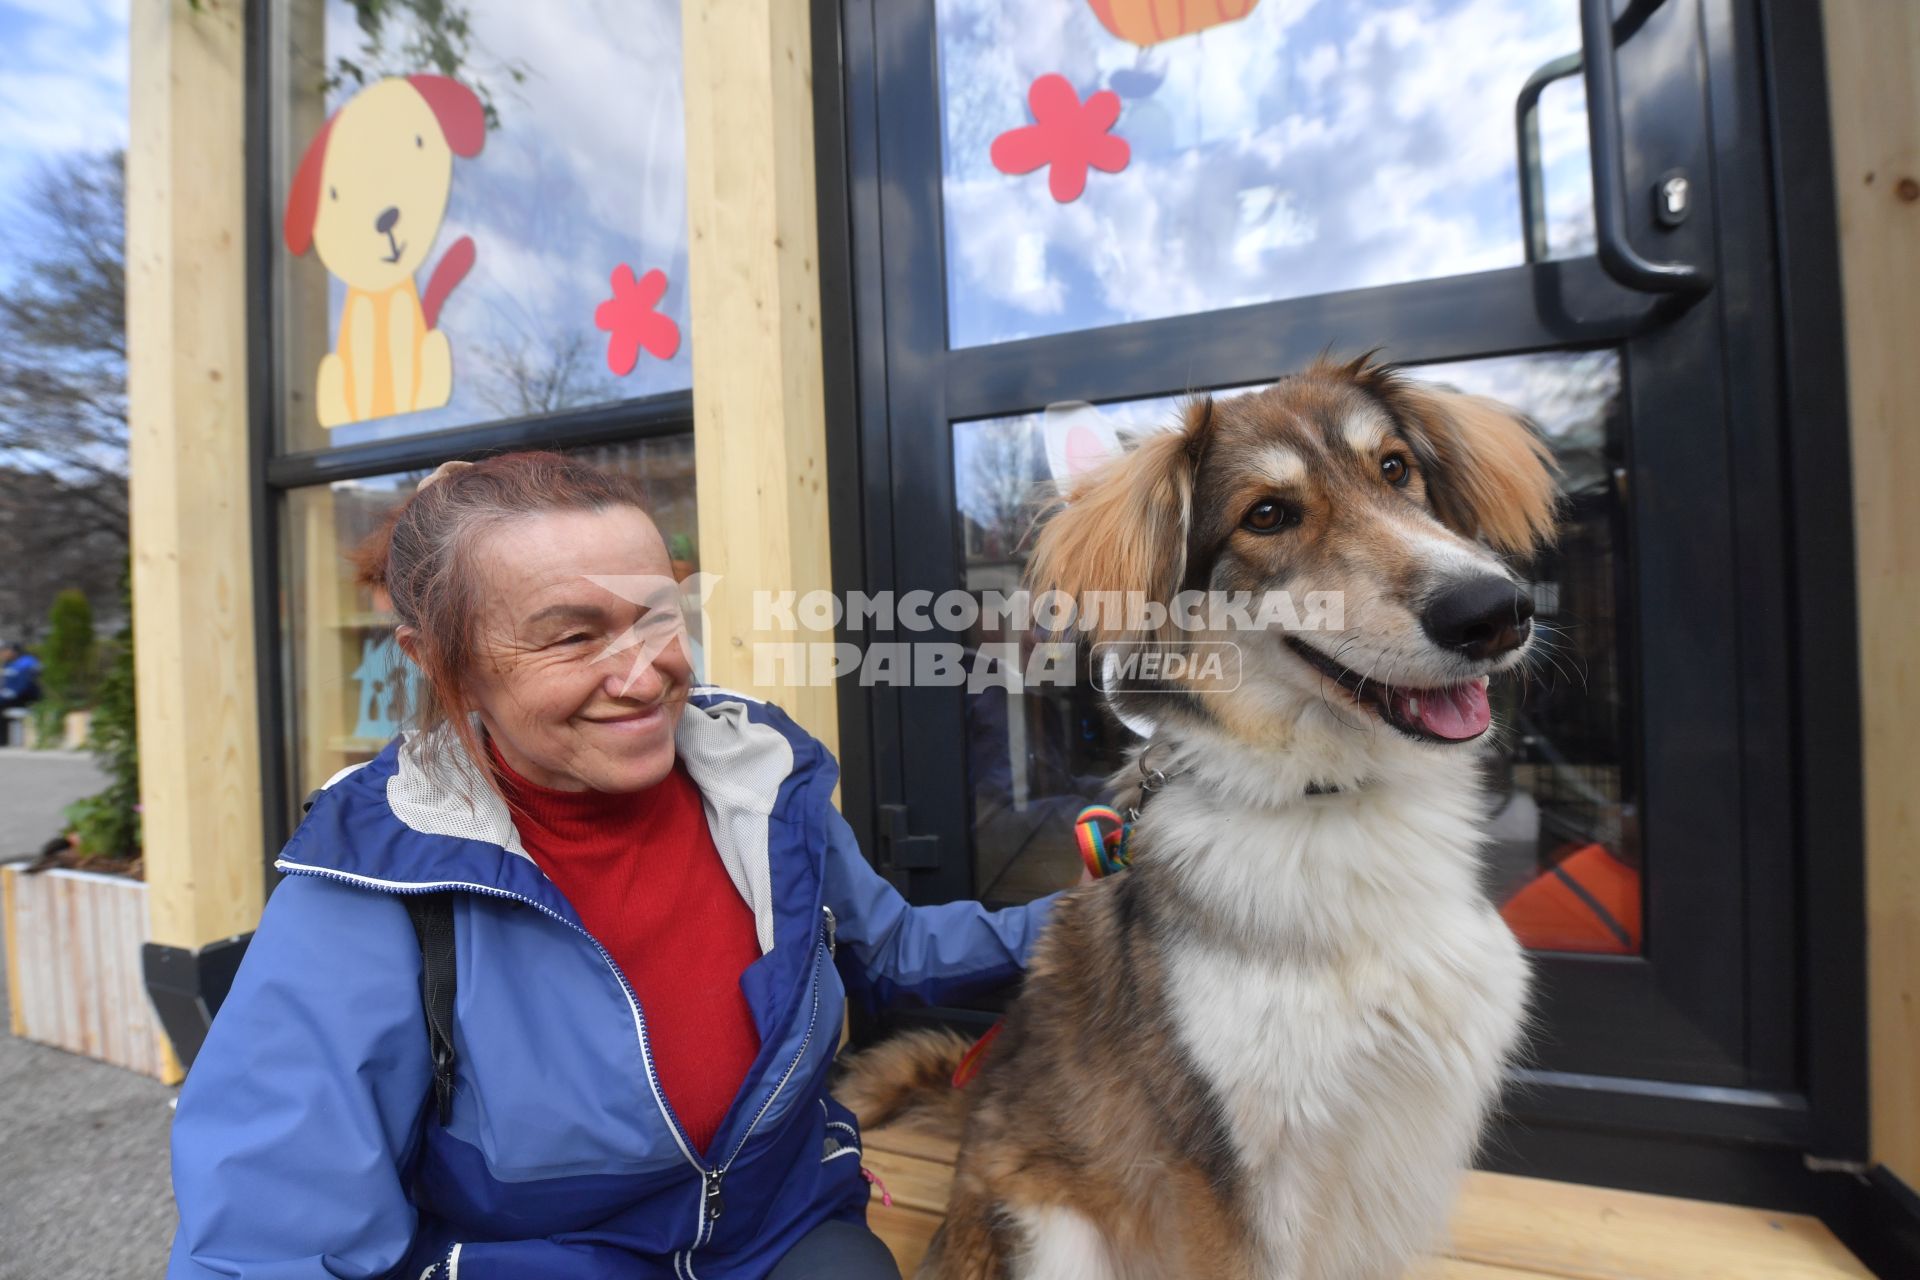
left=1499, top=844, right=1643, bottom=955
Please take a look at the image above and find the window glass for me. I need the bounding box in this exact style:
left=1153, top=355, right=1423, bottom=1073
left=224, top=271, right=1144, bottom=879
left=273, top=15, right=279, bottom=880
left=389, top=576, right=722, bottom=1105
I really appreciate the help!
left=936, top=0, right=1595, bottom=347
left=952, top=351, right=1640, bottom=956
left=279, top=436, right=700, bottom=808
left=275, top=0, right=690, bottom=450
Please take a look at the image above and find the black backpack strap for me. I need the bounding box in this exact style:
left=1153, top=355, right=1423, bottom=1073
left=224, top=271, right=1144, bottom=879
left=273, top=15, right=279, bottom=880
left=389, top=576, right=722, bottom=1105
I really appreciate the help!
left=401, top=892, right=458, bottom=1126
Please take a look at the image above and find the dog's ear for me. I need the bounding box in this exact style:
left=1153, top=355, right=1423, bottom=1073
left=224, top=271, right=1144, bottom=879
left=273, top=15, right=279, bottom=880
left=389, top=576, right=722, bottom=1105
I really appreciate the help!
left=407, top=75, right=486, bottom=158
left=1370, top=373, right=1559, bottom=557
left=284, top=114, right=337, bottom=256
left=1027, top=398, right=1214, bottom=642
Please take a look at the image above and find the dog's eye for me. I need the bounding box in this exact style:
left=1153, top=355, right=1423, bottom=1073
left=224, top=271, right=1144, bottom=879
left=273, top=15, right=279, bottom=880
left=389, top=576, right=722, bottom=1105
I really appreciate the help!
left=415, top=135, right=424, bottom=148
left=1241, top=498, right=1299, bottom=533
left=1381, top=454, right=1412, bottom=488
left=328, top=186, right=337, bottom=201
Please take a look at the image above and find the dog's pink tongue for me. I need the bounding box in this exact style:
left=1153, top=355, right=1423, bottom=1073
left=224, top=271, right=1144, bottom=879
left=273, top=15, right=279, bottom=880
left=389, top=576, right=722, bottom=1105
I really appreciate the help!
left=1391, top=681, right=1491, bottom=740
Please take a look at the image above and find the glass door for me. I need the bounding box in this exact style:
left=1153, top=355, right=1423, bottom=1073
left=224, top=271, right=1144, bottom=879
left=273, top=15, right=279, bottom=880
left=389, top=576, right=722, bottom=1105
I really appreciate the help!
left=835, top=0, right=1801, bottom=1127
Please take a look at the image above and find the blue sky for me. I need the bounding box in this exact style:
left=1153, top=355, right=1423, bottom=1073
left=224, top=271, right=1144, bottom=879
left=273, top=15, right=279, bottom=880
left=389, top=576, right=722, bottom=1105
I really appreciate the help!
left=0, top=0, right=127, bottom=283
left=937, top=0, right=1596, bottom=348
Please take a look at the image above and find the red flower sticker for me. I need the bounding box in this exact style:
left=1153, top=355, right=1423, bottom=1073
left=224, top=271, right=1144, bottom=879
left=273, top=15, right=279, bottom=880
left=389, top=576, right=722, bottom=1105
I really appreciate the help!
left=595, top=265, right=682, bottom=375
left=990, top=74, right=1130, bottom=203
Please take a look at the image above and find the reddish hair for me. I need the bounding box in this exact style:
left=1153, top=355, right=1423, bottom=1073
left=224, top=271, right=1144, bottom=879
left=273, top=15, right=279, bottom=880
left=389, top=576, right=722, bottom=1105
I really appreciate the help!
left=351, top=452, right=653, bottom=796
left=283, top=75, right=486, bottom=256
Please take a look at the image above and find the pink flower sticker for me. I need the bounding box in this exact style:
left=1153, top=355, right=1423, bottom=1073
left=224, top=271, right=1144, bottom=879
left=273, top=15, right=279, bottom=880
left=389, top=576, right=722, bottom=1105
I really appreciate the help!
left=595, top=265, right=682, bottom=375
left=990, top=74, right=1130, bottom=203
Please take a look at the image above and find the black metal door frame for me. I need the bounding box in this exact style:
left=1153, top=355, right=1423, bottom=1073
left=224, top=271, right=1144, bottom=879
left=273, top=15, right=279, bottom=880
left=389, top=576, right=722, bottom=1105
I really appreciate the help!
left=814, top=0, right=1867, bottom=1209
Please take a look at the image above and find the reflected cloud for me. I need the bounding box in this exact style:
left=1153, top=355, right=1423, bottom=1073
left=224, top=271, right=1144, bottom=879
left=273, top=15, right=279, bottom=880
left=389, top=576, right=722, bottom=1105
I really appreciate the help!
left=296, top=0, right=691, bottom=446
left=937, top=0, right=1595, bottom=347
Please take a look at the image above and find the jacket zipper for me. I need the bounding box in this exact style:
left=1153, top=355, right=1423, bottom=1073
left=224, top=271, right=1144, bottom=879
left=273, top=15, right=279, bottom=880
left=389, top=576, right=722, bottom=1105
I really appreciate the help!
left=276, top=863, right=836, bottom=1271
left=684, top=905, right=832, bottom=1261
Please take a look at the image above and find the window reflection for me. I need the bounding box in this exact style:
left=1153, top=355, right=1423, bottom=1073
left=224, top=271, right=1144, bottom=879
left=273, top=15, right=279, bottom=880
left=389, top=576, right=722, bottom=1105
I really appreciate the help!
left=276, top=0, right=691, bottom=449
left=952, top=351, right=1640, bottom=955
left=936, top=0, right=1595, bottom=347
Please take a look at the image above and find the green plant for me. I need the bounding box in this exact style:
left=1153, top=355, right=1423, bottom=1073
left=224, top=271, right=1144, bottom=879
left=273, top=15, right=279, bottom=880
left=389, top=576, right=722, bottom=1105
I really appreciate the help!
left=31, top=588, right=96, bottom=746
left=63, top=580, right=138, bottom=859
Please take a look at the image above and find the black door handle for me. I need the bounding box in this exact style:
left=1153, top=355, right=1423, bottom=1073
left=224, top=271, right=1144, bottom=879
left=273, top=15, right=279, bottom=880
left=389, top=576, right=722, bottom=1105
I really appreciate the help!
left=1515, top=0, right=1711, bottom=296
left=1581, top=0, right=1711, bottom=294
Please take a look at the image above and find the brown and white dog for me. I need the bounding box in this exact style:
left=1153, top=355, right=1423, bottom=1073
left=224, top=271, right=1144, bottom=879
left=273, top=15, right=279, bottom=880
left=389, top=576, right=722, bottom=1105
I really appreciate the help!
left=840, top=358, right=1558, bottom=1280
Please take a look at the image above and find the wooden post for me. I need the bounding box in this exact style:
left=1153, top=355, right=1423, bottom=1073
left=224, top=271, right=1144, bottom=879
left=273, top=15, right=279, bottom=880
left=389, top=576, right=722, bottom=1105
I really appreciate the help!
left=1823, top=0, right=1920, bottom=1189
left=126, top=0, right=264, bottom=962
left=681, top=0, right=839, bottom=758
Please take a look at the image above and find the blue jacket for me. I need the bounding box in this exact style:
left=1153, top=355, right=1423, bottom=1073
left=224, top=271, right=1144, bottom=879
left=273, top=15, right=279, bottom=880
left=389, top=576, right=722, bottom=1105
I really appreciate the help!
left=2, top=652, right=39, bottom=701
left=169, top=689, right=1051, bottom=1279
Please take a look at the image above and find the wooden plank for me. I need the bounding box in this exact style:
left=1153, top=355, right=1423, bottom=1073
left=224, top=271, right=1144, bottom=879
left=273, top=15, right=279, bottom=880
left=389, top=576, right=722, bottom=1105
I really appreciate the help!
left=680, top=0, right=839, bottom=757
left=2, top=865, right=23, bottom=1037
left=48, top=873, right=75, bottom=1053
left=74, top=870, right=103, bottom=1058
left=863, top=1121, right=971, bottom=1164
left=127, top=0, right=264, bottom=952
left=857, top=1128, right=1869, bottom=1279
left=109, top=878, right=139, bottom=1070
left=3, top=870, right=171, bottom=1078
left=1821, top=0, right=1920, bottom=1191
left=98, top=878, right=125, bottom=1069
left=857, top=1146, right=956, bottom=1218
left=1417, top=1263, right=1561, bottom=1280
left=1448, top=1171, right=1873, bottom=1280
left=868, top=1201, right=943, bottom=1277
left=15, top=867, right=46, bottom=1037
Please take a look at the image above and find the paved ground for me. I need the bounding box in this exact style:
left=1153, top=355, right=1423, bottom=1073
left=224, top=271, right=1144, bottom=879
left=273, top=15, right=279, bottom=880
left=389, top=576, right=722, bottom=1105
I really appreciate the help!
left=0, top=746, right=110, bottom=859
left=1, top=747, right=177, bottom=1278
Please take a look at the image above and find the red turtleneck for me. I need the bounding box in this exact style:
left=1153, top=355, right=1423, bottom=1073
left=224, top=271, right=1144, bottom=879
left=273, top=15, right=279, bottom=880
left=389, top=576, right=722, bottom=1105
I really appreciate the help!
left=488, top=738, right=763, bottom=1155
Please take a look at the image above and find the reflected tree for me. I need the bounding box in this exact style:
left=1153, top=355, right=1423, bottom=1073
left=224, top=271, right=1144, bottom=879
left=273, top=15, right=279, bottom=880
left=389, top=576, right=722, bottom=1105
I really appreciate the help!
left=326, top=0, right=529, bottom=128
left=962, top=419, right=1045, bottom=563
left=0, top=151, right=130, bottom=638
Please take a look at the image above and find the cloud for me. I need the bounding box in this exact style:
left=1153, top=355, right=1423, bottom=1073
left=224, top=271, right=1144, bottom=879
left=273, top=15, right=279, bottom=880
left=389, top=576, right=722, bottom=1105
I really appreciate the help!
left=0, top=0, right=127, bottom=263
left=937, top=0, right=1595, bottom=347
left=293, top=0, right=692, bottom=447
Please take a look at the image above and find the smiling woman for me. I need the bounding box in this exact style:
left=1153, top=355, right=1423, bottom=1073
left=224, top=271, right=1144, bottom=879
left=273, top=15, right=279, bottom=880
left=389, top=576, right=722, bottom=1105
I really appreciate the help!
left=168, top=450, right=1059, bottom=1279
left=355, top=460, right=696, bottom=795
left=280, top=436, right=700, bottom=813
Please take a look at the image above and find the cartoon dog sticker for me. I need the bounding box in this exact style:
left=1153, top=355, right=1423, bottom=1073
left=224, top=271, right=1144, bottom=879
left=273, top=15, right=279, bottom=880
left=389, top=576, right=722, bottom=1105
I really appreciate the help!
left=284, top=75, right=484, bottom=427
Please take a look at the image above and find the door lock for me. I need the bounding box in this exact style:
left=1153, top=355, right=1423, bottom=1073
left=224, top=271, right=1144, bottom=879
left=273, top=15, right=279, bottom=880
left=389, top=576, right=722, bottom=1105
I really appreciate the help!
left=1654, top=169, right=1691, bottom=228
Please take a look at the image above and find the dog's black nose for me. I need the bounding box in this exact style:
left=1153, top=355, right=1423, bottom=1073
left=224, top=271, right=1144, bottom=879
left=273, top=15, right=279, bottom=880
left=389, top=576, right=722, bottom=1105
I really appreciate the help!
left=1421, top=576, right=1535, bottom=660
left=375, top=206, right=400, bottom=234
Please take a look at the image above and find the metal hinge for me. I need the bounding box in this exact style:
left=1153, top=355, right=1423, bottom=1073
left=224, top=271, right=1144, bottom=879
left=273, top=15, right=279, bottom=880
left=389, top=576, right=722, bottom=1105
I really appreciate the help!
left=875, top=803, right=940, bottom=891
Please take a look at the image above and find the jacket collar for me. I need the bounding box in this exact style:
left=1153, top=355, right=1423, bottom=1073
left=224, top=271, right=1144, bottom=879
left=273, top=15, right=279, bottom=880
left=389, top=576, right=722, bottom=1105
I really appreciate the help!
left=276, top=688, right=835, bottom=951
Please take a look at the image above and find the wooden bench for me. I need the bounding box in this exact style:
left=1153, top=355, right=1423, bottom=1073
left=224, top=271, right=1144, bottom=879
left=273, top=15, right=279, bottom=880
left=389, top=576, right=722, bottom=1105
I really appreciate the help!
left=859, top=1125, right=1873, bottom=1279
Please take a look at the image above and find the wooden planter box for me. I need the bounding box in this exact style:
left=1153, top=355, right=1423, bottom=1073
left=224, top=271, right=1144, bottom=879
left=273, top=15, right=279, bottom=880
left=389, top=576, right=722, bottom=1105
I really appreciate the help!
left=2, top=862, right=179, bottom=1081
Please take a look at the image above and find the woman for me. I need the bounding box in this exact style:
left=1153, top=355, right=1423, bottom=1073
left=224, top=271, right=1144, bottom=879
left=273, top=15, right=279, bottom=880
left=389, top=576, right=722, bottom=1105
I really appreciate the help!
left=168, top=453, right=1055, bottom=1279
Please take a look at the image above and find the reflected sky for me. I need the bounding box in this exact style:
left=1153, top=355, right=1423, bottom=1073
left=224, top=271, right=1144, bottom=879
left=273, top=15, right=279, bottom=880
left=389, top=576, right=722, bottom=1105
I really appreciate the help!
left=0, top=0, right=126, bottom=286
left=281, top=0, right=690, bottom=447
left=937, top=0, right=1597, bottom=348
left=953, top=349, right=1620, bottom=557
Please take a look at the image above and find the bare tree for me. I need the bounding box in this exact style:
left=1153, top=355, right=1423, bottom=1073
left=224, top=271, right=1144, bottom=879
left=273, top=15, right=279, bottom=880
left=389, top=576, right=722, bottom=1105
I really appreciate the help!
left=963, top=418, right=1043, bottom=562
left=472, top=331, right=598, bottom=418
left=0, top=151, right=128, bottom=539
left=0, top=150, right=128, bottom=638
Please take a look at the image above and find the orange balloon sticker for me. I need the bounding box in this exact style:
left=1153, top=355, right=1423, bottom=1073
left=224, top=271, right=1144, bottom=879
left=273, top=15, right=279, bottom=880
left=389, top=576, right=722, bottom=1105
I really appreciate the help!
left=1086, top=0, right=1261, bottom=48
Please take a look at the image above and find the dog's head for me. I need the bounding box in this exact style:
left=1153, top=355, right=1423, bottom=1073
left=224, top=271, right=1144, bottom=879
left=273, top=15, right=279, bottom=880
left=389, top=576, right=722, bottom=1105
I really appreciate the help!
left=284, top=75, right=484, bottom=292
left=1028, top=358, right=1559, bottom=763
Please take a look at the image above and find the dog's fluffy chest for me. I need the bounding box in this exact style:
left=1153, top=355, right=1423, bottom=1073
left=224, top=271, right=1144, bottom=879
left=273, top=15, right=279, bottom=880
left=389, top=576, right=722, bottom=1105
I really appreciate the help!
left=1157, top=792, right=1528, bottom=1279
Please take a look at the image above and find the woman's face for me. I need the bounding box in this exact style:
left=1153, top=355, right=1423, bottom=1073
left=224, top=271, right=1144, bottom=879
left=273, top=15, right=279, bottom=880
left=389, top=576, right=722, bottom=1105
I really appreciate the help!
left=458, top=505, right=695, bottom=793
